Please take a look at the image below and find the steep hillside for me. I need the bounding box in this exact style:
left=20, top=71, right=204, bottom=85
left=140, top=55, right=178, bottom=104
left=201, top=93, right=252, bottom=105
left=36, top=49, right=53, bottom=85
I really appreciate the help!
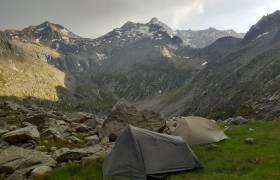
left=0, top=33, right=65, bottom=102
left=153, top=10, right=280, bottom=120
left=44, top=18, right=206, bottom=113
left=1, top=19, right=207, bottom=113
left=2, top=13, right=279, bottom=117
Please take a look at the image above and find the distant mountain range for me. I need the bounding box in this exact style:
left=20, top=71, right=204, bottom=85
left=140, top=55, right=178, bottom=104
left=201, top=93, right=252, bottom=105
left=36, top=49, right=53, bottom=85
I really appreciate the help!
left=176, top=27, right=244, bottom=48
left=1, top=11, right=280, bottom=120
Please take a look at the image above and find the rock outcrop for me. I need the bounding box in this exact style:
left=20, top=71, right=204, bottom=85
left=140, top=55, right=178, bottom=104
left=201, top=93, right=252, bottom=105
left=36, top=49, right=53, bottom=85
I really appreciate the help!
left=0, top=146, right=56, bottom=178
left=2, top=125, right=40, bottom=144
left=102, top=104, right=166, bottom=140
left=0, top=101, right=113, bottom=179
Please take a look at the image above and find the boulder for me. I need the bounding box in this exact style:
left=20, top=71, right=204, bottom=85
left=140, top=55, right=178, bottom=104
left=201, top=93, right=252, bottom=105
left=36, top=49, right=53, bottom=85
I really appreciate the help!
left=0, top=140, right=9, bottom=150
left=2, top=125, right=40, bottom=144
left=67, top=136, right=84, bottom=143
left=29, top=166, right=52, bottom=180
left=50, top=147, right=57, bottom=152
left=53, top=148, right=91, bottom=163
left=225, top=116, right=249, bottom=125
left=0, top=146, right=56, bottom=175
left=7, top=166, right=38, bottom=180
left=23, top=113, right=51, bottom=129
left=71, top=123, right=89, bottom=133
left=102, top=104, right=165, bottom=140
left=65, top=112, right=92, bottom=122
left=245, top=137, right=255, bottom=144
left=0, top=129, right=8, bottom=136
left=0, top=101, right=23, bottom=111
left=41, top=127, right=66, bottom=141
left=85, top=135, right=100, bottom=145
left=82, top=144, right=113, bottom=161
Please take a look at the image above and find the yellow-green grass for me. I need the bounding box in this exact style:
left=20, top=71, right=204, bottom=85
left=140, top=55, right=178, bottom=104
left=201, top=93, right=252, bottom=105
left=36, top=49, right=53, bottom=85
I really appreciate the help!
left=46, top=120, right=280, bottom=180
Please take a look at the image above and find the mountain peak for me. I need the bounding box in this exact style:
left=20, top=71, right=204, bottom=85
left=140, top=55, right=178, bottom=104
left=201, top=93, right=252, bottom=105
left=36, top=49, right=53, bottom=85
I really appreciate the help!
left=242, top=10, right=280, bottom=43
left=148, top=17, right=160, bottom=24
left=208, top=27, right=217, bottom=30
left=36, top=21, right=69, bottom=33
left=41, top=21, right=52, bottom=26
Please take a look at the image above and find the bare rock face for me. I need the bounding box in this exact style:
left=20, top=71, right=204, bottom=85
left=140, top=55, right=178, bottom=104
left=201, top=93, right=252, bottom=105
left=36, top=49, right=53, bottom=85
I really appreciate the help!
left=2, top=125, right=40, bottom=144
left=0, top=146, right=56, bottom=177
left=53, top=148, right=91, bottom=163
left=102, top=104, right=166, bottom=140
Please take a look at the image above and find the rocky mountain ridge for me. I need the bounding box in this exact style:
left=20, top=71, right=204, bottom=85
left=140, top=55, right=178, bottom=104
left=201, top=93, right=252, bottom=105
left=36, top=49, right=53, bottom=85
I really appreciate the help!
left=0, top=12, right=280, bottom=120
left=176, top=27, right=244, bottom=48
left=148, top=10, right=280, bottom=120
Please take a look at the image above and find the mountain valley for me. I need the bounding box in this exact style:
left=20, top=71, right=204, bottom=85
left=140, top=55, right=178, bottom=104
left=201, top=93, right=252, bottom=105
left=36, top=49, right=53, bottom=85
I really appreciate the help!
left=1, top=11, right=280, bottom=120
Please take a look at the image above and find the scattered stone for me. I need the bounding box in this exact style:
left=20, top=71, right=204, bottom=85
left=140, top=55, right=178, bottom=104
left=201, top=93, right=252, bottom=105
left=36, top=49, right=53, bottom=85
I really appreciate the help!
left=0, top=140, right=10, bottom=150
left=36, top=146, right=46, bottom=151
left=50, top=147, right=57, bottom=151
left=24, top=113, right=51, bottom=128
left=71, top=123, right=89, bottom=133
left=205, top=144, right=219, bottom=151
left=29, top=166, right=52, bottom=180
left=83, top=144, right=113, bottom=159
left=41, top=127, right=65, bottom=141
left=2, top=125, right=40, bottom=144
left=60, top=162, right=66, bottom=167
left=88, top=129, right=98, bottom=136
left=85, top=135, right=100, bottom=145
left=0, top=146, right=56, bottom=176
left=100, top=137, right=110, bottom=144
left=245, top=137, right=255, bottom=144
left=225, top=116, right=249, bottom=125
left=249, top=128, right=255, bottom=132
left=8, top=125, right=17, bottom=131
left=68, top=136, right=84, bottom=143
left=66, top=112, right=97, bottom=124
left=56, top=120, right=68, bottom=126
left=102, top=104, right=165, bottom=140
left=6, top=166, right=36, bottom=180
left=0, top=129, right=8, bottom=136
left=53, top=148, right=91, bottom=163
left=20, top=142, right=35, bottom=149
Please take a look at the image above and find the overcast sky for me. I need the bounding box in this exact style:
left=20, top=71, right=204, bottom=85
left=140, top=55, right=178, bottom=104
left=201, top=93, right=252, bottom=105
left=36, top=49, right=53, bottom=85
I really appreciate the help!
left=0, top=0, right=279, bottom=38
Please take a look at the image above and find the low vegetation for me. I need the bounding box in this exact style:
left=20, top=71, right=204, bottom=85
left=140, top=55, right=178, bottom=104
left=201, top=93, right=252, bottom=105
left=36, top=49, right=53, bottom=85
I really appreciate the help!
left=46, top=120, right=280, bottom=180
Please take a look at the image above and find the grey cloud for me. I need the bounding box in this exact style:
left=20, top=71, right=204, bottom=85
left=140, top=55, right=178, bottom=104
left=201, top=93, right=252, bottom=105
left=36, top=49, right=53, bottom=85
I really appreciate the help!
left=0, top=0, right=279, bottom=38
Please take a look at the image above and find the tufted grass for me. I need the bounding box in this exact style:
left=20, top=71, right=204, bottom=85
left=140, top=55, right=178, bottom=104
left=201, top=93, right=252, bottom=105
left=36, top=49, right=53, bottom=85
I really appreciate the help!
left=46, top=120, right=280, bottom=180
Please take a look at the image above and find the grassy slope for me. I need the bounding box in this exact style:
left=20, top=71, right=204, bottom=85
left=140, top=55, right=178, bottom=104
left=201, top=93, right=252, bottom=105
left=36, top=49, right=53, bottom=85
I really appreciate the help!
left=0, top=39, right=65, bottom=101
left=46, top=120, right=280, bottom=180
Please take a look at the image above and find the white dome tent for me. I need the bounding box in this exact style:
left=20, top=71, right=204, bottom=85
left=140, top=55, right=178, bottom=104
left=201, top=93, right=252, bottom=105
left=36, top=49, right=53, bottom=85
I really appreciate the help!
left=167, top=116, right=228, bottom=145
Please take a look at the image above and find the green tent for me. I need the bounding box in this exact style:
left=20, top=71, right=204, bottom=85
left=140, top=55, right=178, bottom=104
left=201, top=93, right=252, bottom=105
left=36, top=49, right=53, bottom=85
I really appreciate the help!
left=103, top=125, right=202, bottom=180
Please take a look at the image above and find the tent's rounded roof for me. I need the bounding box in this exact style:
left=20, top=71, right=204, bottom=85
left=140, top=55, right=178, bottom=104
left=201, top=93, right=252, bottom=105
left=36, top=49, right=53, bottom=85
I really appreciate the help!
left=168, top=116, right=228, bottom=145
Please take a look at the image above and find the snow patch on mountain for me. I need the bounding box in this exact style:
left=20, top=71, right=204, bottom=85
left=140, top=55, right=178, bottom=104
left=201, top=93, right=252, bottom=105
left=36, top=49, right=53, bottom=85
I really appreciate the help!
left=161, top=47, right=173, bottom=58
left=201, top=61, right=208, bottom=66
left=256, top=32, right=270, bottom=39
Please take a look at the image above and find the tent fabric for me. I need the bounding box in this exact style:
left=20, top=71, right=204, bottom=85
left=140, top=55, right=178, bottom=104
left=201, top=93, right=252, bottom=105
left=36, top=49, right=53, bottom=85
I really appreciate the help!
left=103, top=125, right=202, bottom=180
left=167, top=116, right=228, bottom=145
